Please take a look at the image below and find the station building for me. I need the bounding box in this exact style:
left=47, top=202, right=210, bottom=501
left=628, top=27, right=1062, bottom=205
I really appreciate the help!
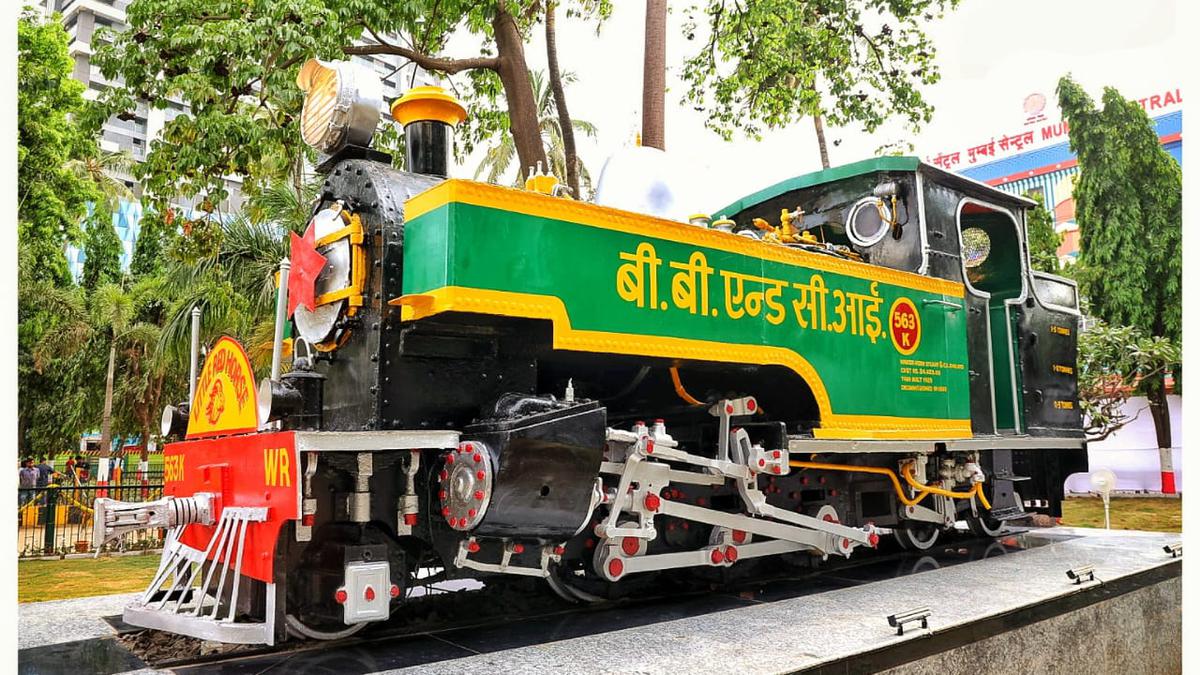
left=925, top=88, right=1184, bottom=494
left=927, top=87, right=1182, bottom=267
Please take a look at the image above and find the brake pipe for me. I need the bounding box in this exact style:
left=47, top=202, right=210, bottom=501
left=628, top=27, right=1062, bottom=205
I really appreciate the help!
left=668, top=367, right=767, bottom=414
left=789, top=460, right=931, bottom=507
left=788, top=460, right=991, bottom=510
left=900, top=463, right=992, bottom=511
left=668, top=366, right=706, bottom=406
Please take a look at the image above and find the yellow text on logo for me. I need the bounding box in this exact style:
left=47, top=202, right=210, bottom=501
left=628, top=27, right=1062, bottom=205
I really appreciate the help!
left=264, top=448, right=292, bottom=487
left=164, top=455, right=186, bottom=483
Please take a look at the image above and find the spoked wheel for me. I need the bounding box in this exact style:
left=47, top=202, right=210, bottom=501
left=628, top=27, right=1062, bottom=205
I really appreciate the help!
left=894, top=523, right=941, bottom=551
left=960, top=482, right=1005, bottom=537
left=965, top=507, right=1005, bottom=537
left=285, top=614, right=368, bottom=641
left=546, top=561, right=605, bottom=604
left=285, top=523, right=407, bottom=641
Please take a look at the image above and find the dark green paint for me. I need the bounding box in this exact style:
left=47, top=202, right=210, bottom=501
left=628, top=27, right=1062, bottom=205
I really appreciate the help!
left=712, top=156, right=920, bottom=218
left=404, top=201, right=971, bottom=422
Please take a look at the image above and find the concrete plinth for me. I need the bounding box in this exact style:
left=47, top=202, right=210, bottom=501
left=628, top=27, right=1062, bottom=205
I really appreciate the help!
left=388, top=528, right=1181, bottom=674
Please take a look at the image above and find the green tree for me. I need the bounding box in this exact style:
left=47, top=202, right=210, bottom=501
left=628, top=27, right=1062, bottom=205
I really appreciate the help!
left=18, top=247, right=105, bottom=457
left=129, top=209, right=173, bottom=279
left=1057, top=76, right=1182, bottom=474
left=475, top=70, right=598, bottom=193
left=17, top=7, right=102, bottom=285
left=28, top=269, right=189, bottom=461
left=1077, top=320, right=1179, bottom=442
left=94, top=0, right=611, bottom=210
left=81, top=215, right=125, bottom=290
left=1024, top=192, right=1061, bottom=274
left=679, top=0, right=958, bottom=168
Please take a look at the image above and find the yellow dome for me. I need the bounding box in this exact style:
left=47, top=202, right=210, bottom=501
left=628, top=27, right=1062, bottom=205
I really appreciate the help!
left=390, top=86, right=467, bottom=127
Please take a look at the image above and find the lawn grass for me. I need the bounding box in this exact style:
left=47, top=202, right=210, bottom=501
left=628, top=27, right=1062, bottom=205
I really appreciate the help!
left=18, top=554, right=162, bottom=603
left=1060, top=496, right=1182, bottom=532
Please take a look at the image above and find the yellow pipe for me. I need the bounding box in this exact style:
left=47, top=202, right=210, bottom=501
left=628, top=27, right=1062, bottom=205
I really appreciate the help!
left=788, top=460, right=991, bottom=511
left=790, top=460, right=932, bottom=507
left=668, top=366, right=706, bottom=406
left=901, top=463, right=992, bottom=510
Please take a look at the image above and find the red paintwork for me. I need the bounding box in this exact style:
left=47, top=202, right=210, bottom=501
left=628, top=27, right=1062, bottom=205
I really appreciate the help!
left=288, top=223, right=329, bottom=318
left=165, top=431, right=300, bottom=583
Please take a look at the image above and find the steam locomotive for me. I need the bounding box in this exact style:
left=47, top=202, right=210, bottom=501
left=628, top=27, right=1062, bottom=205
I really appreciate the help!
left=94, top=59, right=1086, bottom=645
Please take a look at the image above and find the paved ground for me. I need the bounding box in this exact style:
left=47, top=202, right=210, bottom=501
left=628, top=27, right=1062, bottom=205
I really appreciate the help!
left=19, top=592, right=141, bottom=651
left=15, top=527, right=1182, bottom=674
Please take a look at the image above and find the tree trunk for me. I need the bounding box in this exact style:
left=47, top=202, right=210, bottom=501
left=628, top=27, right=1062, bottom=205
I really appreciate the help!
left=813, top=113, right=831, bottom=169
left=545, top=1, right=580, bottom=197
left=1146, top=376, right=1175, bottom=493
left=99, top=343, right=116, bottom=489
left=641, top=0, right=667, bottom=150
left=492, top=9, right=548, bottom=181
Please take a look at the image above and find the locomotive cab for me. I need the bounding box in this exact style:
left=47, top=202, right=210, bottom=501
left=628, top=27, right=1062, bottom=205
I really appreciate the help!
left=715, top=158, right=1085, bottom=442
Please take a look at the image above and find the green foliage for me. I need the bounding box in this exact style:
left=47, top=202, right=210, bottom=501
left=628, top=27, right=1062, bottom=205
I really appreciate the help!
left=81, top=215, right=125, bottom=290
left=1023, top=192, right=1061, bottom=274
left=18, top=7, right=102, bottom=286
left=130, top=209, right=174, bottom=278
left=680, top=0, right=958, bottom=143
left=90, top=0, right=350, bottom=208
left=1077, top=319, right=1180, bottom=441
left=474, top=70, right=597, bottom=193
left=18, top=244, right=105, bottom=457
left=93, top=0, right=611, bottom=209
left=1057, top=76, right=1181, bottom=343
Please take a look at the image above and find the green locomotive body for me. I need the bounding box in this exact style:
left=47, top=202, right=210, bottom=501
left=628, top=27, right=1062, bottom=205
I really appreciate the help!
left=98, top=74, right=1086, bottom=645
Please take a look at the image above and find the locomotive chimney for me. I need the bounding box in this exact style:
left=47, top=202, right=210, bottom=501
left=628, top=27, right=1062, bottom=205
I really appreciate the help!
left=390, top=85, right=467, bottom=177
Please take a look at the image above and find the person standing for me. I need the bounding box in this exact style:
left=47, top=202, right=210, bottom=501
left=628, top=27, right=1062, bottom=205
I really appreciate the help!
left=65, top=455, right=77, bottom=484
left=36, top=457, right=53, bottom=487
left=19, top=459, right=39, bottom=506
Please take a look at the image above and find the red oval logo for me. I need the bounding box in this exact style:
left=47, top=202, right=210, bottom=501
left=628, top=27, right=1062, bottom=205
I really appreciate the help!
left=889, top=298, right=921, bottom=355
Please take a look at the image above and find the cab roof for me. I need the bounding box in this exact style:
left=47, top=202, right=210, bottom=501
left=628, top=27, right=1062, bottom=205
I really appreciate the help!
left=712, top=156, right=1036, bottom=219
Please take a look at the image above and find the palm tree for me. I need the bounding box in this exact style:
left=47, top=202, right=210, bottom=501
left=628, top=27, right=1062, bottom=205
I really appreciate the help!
left=544, top=1, right=581, bottom=197
left=68, top=148, right=137, bottom=217
left=158, top=175, right=316, bottom=371
left=33, top=280, right=164, bottom=470
left=642, top=0, right=667, bottom=151
left=475, top=70, right=598, bottom=197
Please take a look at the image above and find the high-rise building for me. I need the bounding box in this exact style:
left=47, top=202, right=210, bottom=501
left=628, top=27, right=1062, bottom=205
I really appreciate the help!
left=39, top=0, right=416, bottom=278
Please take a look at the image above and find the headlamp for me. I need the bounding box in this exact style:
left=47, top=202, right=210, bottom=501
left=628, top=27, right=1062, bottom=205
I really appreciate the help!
left=296, top=58, right=384, bottom=154
left=161, top=403, right=189, bottom=438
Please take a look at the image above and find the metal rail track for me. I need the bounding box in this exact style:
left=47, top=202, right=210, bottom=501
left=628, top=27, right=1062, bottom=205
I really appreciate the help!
left=133, top=529, right=1036, bottom=673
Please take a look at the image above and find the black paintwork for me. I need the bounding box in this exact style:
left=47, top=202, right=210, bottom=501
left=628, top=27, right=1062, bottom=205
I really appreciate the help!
left=464, top=395, right=606, bottom=538
left=403, top=121, right=451, bottom=177
left=1018, top=282, right=1085, bottom=435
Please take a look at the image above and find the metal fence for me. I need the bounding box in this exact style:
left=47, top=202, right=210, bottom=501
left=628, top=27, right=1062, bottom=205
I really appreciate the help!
left=17, top=483, right=166, bottom=558
left=50, top=469, right=165, bottom=488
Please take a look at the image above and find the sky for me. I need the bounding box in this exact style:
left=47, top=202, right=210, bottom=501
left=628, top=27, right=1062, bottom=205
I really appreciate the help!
left=448, top=0, right=1184, bottom=214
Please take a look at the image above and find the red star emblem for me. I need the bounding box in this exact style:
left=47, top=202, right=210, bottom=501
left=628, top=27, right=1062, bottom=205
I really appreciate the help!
left=288, top=223, right=328, bottom=318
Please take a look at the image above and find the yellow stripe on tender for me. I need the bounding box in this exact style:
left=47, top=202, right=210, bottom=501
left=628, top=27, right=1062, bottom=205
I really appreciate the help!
left=404, top=180, right=965, bottom=299
left=392, top=286, right=972, bottom=441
